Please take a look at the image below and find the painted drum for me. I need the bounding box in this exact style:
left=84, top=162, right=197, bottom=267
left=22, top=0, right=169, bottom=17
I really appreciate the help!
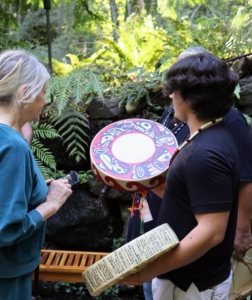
left=90, top=118, right=178, bottom=192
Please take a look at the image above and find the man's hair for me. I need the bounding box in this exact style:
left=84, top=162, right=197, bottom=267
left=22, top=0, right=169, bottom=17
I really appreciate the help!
left=162, top=52, right=239, bottom=121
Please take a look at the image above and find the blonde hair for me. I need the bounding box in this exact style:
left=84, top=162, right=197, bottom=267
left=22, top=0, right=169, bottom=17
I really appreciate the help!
left=0, top=49, right=50, bottom=107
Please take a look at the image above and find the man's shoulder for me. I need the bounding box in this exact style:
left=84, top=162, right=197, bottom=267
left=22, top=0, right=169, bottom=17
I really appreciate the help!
left=187, top=125, right=239, bottom=163
left=223, top=107, right=247, bottom=126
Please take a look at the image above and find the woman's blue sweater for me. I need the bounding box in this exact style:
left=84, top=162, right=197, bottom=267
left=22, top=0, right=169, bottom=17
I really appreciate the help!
left=0, top=124, right=48, bottom=278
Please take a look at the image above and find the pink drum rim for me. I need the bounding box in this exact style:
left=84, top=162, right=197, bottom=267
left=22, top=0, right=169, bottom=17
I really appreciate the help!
left=90, top=118, right=178, bottom=186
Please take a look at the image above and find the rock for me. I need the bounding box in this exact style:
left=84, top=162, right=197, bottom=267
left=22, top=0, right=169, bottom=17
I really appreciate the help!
left=87, top=175, right=132, bottom=202
left=86, top=97, right=123, bottom=119
left=46, top=186, right=124, bottom=251
left=238, top=76, right=252, bottom=116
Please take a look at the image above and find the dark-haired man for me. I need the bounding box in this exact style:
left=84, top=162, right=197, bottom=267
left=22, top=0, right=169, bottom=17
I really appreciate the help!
left=121, top=52, right=241, bottom=299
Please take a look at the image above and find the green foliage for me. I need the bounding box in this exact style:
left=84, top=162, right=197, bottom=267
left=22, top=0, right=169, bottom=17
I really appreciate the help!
left=94, top=284, right=121, bottom=300
left=51, top=58, right=74, bottom=77
left=17, top=9, right=58, bottom=46
left=54, top=282, right=85, bottom=298
left=49, top=104, right=90, bottom=163
left=83, top=14, right=169, bottom=72
left=112, top=236, right=125, bottom=251
left=47, top=67, right=106, bottom=114
left=46, top=169, right=66, bottom=179
left=0, top=34, right=29, bottom=52
left=78, top=170, right=94, bottom=184
left=31, top=122, right=60, bottom=179
left=243, top=113, right=252, bottom=124
left=32, top=122, right=60, bottom=140
left=111, top=67, right=163, bottom=113
left=44, top=63, right=107, bottom=163
left=228, top=5, right=252, bottom=54
left=234, top=84, right=241, bottom=99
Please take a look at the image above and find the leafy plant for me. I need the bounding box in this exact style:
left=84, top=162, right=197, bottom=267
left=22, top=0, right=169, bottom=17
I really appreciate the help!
left=31, top=122, right=60, bottom=179
left=49, top=103, right=90, bottom=163
left=82, top=14, right=169, bottom=72
left=94, top=284, right=121, bottom=300
left=44, top=169, right=66, bottom=180
left=0, top=33, right=29, bottom=52
left=78, top=169, right=94, bottom=184
left=112, top=236, right=125, bottom=251
left=47, top=67, right=106, bottom=115
left=111, top=67, right=163, bottom=113
left=53, top=281, right=85, bottom=298
left=44, top=63, right=108, bottom=163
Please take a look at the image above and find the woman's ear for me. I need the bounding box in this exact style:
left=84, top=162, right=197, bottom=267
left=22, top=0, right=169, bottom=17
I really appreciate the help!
left=19, top=85, right=28, bottom=100
left=19, top=86, right=29, bottom=108
left=20, top=103, right=29, bottom=109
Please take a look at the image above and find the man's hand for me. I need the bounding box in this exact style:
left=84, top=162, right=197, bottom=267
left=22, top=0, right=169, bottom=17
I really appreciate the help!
left=117, top=272, right=148, bottom=286
left=235, top=182, right=252, bottom=261
left=234, top=230, right=252, bottom=261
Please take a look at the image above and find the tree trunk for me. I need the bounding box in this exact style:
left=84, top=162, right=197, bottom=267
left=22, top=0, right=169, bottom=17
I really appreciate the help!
left=109, top=0, right=119, bottom=41
left=226, top=0, right=233, bottom=17
left=57, top=2, right=63, bottom=37
left=16, top=0, right=21, bottom=27
left=138, top=0, right=144, bottom=15
left=153, top=0, right=161, bottom=25
left=125, top=1, right=132, bottom=19
left=145, top=0, right=151, bottom=14
left=16, top=0, right=21, bottom=40
left=66, top=0, right=76, bottom=36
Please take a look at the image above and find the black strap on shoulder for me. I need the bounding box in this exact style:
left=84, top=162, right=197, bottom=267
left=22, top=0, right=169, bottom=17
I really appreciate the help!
left=161, top=105, right=174, bottom=127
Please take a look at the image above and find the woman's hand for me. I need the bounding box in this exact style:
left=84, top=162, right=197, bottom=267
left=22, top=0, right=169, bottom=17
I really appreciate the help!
left=46, top=178, right=72, bottom=206
left=36, top=179, right=72, bottom=220
left=45, top=178, right=54, bottom=185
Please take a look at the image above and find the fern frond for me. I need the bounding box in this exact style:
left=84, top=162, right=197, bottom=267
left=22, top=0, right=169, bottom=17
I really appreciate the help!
left=50, top=110, right=89, bottom=129
left=49, top=105, right=90, bottom=162
left=88, top=71, right=105, bottom=100
left=32, top=122, right=60, bottom=140
left=102, top=37, right=135, bottom=68
left=47, top=68, right=105, bottom=117
left=31, top=138, right=57, bottom=170
left=61, top=129, right=89, bottom=147
left=34, top=159, right=54, bottom=180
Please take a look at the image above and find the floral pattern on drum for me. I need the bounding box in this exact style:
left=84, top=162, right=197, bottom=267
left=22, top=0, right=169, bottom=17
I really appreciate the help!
left=90, top=119, right=178, bottom=189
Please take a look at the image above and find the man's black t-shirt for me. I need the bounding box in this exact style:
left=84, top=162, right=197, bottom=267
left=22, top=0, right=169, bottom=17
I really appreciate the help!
left=126, top=107, right=252, bottom=244
left=157, top=122, right=240, bottom=291
left=223, top=108, right=252, bottom=182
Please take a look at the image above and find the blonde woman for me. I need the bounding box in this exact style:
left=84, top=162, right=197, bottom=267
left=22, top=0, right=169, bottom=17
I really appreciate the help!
left=0, top=49, right=72, bottom=300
